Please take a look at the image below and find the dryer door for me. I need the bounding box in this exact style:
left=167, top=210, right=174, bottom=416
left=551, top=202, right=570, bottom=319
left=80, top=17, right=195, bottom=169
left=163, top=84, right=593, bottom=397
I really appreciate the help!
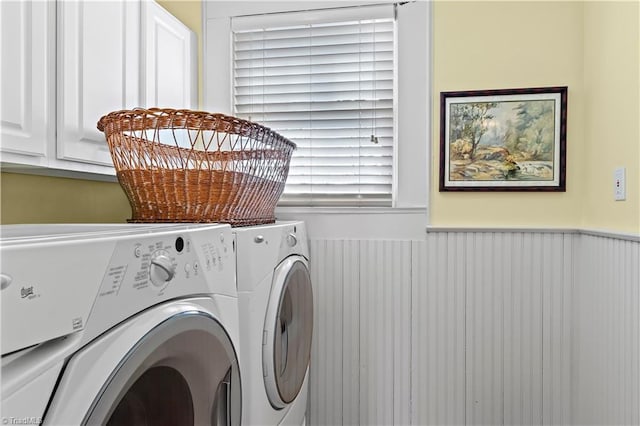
left=44, top=300, right=241, bottom=426
left=263, top=256, right=313, bottom=408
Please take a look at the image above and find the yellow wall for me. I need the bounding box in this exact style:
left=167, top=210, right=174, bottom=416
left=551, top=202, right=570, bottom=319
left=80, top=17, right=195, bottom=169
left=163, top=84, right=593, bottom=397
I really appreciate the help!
left=431, top=0, right=639, bottom=233
left=1, top=173, right=130, bottom=224
left=431, top=1, right=586, bottom=228
left=2, top=1, right=639, bottom=233
left=582, top=1, right=640, bottom=234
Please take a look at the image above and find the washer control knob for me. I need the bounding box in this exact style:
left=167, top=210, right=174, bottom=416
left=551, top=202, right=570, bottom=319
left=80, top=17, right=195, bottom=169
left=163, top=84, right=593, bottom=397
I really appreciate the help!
left=149, top=254, right=175, bottom=287
left=254, top=235, right=265, bottom=244
left=286, top=233, right=298, bottom=247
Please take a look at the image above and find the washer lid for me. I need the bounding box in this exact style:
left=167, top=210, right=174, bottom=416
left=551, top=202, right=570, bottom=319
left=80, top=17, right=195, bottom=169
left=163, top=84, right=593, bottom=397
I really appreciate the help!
left=263, top=256, right=313, bottom=408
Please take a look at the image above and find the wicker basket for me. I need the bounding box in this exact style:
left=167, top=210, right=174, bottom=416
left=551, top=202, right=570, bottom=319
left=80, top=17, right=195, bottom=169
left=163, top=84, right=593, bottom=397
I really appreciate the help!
left=97, top=108, right=295, bottom=226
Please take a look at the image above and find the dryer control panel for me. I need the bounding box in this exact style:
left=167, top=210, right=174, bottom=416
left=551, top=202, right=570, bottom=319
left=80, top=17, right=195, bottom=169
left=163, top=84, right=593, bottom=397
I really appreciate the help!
left=234, top=221, right=308, bottom=292
left=81, top=225, right=235, bottom=345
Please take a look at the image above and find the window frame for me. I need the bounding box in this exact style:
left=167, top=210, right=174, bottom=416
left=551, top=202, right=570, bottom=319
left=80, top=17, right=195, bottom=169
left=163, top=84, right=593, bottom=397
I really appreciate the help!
left=203, top=1, right=430, bottom=211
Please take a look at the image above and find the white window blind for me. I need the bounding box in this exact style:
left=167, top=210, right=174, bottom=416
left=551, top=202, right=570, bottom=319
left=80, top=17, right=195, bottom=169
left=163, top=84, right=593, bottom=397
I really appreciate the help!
left=232, top=5, right=395, bottom=206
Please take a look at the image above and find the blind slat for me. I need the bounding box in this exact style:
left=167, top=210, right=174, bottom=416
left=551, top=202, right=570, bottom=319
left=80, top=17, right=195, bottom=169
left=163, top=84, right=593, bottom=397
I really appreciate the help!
left=235, top=52, right=394, bottom=69
left=235, top=80, right=392, bottom=94
left=235, top=43, right=393, bottom=61
left=235, top=32, right=393, bottom=51
left=259, top=128, right=394, bottom=139
left=235, top=71, right=393, bottom=86
left=234, top=21, right=394, bottom=41
left=237, top=103, right=393, bottom=112
left=235, top=61, right=394, bottom=77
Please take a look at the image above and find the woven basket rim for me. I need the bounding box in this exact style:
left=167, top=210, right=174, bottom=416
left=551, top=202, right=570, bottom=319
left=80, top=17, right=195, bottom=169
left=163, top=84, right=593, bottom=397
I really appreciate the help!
left=97, top=107, right=296, bottom=149
left=96, top=107, right=294, bottom=225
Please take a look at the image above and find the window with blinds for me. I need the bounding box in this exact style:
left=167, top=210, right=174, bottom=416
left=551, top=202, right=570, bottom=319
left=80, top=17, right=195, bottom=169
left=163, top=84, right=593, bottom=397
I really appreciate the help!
left=232, top=5, right=395, bottom=206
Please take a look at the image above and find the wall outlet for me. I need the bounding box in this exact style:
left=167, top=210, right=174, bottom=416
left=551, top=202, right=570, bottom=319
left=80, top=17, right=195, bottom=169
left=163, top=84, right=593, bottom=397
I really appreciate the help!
left=614, top=167, right=626, bottom=201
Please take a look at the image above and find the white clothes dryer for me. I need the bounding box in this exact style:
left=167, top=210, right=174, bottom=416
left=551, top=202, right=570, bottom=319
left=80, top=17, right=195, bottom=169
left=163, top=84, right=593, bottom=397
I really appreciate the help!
left=1, top=223, right=242, bottom=425
left=234, top=221, right=313, bottom=426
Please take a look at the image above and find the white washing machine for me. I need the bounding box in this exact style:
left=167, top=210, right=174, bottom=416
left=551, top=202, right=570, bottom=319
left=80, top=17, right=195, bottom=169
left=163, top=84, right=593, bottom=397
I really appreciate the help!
left=234, top=221, right=313, bottom=426
left=1, top=223, right=242, bottom=425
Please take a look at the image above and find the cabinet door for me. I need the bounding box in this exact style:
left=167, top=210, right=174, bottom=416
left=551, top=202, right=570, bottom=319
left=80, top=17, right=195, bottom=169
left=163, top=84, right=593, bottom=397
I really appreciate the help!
left=143, top=0, right=196, bottom=109
left=57, top=0, right=141, bottom=166
left=0, top=0, right=54, bottom=165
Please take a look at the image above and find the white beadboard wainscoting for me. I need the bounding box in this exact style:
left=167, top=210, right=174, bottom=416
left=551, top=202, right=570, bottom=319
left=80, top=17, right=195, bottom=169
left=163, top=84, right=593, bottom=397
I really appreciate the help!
left=306, top=229, right=639, bottom=425
left=574, top=233, right=640, bottom=426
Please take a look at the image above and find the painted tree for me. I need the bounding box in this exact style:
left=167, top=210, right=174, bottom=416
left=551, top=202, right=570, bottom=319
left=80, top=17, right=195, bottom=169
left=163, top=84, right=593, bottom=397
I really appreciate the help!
left=449, top=102, right=497, bottom=160
left=516, top=100, right=555, bottom=160
left=504, top=100, right=555, bottom=160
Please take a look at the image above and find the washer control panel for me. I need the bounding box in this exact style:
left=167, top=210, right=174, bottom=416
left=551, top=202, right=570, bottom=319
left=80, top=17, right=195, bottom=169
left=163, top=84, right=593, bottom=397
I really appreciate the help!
left=83, top=226, right=235, bottom=345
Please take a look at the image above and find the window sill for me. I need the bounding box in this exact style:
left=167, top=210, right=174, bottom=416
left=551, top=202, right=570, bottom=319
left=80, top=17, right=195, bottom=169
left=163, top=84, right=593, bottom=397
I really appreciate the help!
left=274, top=206, right=427, bottom=215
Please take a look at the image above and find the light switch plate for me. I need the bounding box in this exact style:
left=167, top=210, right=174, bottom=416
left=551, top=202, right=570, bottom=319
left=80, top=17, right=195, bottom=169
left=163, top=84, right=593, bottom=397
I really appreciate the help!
left=614, top=167, right=626, bottom=201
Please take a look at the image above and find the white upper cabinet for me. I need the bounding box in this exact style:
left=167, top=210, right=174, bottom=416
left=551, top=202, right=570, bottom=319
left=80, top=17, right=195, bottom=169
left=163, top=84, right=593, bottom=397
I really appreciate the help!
left=57, top=0, right=141, bottom=167
left=142, top=0, right=197, bottom=109
left=0, top=0, right=54, bottom=166
left=0, top=0, right=196, bottom=179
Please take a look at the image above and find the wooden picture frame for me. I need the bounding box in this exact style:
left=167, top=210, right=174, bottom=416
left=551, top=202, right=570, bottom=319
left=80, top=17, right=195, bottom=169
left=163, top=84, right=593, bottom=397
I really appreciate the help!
left=440, top=86, right=567, bottom=191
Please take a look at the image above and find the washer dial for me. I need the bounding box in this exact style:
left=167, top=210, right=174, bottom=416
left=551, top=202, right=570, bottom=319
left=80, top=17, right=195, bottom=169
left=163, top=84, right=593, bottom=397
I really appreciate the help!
left=149, top=250, right=175, bottom=287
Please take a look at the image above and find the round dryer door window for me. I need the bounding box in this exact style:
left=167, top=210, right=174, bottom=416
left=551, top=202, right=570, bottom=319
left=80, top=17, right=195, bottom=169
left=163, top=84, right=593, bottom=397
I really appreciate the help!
left=263, top=257, right=313, bottom=408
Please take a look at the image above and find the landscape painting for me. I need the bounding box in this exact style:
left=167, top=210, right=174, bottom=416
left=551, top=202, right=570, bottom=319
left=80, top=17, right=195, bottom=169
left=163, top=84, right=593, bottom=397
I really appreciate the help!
left=440, top=87, right=567, bottom=191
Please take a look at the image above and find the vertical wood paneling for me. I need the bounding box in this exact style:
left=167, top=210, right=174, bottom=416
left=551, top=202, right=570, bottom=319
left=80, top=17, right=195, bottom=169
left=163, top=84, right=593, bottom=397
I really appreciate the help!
left=411, top=240, right=428, bottom=425
left=307, top=231, right=635, bottom=426
left=530, top=233, right=544, bottom=425
left=358, top=241, right=383, bottom=424
left=574, top=235, right=640, bottom=426
left=412, top=231, right=573, bottom=426
left=309, top=240, right=410, bottom=425
left=465, top=232, right=505, bottom=425
left=359, top=240, right=411, bottom=425
left=393, top=242, right=412, bottom=426
left=342, top=240, right=360, bottom=426
left=462, top=232, right=568, bottom=426
left=502, top=234, right=522, bottom=424
left=411, top=239, right=432, bottom=425
left=411, top=233, right=466, bottom=426
left=450, top=233, right=467, bottom=425
left=545, top=233, right=573, bottom=426
left=630, top=238, right=637, bottom=424
left=309, top=240, right=346, bottom=426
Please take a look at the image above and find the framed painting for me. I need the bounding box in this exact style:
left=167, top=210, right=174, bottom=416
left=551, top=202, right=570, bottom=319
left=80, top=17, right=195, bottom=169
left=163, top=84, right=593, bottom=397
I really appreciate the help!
left=439, top=86, right=567, bottom=191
